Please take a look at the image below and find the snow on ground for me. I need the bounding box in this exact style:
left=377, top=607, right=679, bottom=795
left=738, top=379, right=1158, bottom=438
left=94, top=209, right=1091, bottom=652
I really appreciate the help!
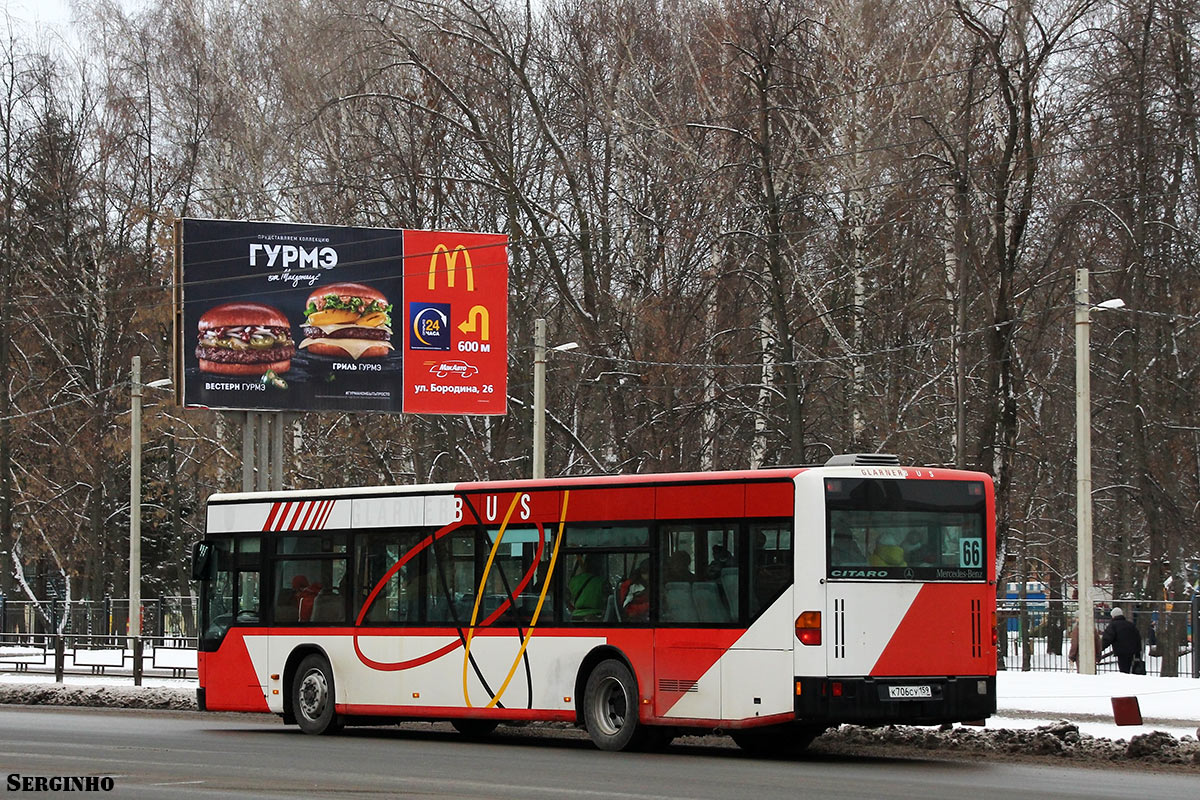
left=994, top=671, right=1200, bottom=741
left=1, top=668, right=1196, bottom=742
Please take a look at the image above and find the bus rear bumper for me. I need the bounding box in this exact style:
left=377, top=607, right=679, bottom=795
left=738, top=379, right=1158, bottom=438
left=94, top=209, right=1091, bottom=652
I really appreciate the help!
left=794, top=675, right=996, bottom=726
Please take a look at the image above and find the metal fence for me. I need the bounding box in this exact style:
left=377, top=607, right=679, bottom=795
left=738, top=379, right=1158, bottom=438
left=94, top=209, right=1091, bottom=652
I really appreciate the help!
left=0, top=594, right=1195, bottom=683
left=998, top=598, right=1196, bottom=677
left=0, top=596, right=199, bottom=682
left=0, top=632, right=197, bottom=680
left=0, top=596, right=198, bottom=640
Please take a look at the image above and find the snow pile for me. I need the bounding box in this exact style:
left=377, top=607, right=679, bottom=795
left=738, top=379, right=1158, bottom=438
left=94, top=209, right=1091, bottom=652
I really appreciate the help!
left=0, top=681, right=194, bottom=711
left=823, top=720, right=1200, bottom=766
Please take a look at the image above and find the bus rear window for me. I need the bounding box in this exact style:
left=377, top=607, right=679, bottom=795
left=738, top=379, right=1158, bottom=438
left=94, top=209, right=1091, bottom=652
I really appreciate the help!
left=826, top=479, right=986, bottom=581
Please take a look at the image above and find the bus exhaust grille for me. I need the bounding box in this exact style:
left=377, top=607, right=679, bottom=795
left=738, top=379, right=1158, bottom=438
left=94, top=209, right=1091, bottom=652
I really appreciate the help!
left=658, top=679, right=698, bottom=693
left=824, top=453, right=901, bottom=467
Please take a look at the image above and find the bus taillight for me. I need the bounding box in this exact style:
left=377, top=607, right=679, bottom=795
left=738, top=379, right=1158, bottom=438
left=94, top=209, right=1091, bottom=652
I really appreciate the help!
left=795, top=611, right=821, bottom=645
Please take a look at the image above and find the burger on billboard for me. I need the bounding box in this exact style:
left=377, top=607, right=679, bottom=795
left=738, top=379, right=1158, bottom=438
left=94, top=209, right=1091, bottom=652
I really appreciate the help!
left=195, top=302, right=295, bottom=376
left=298, top=282, right=393, bottom=360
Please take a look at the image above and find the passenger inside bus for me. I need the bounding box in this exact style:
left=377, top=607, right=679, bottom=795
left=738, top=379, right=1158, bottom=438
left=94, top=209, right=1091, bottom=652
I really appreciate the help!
left=618, top=560, right=650, bottom=621
left=705, top=545, right=734, bottom=579
left=830, top=528, right=866, bottom=565
left=664, top=550, right=693, bottom=582
left=277, top=574, right=320, bottom=623
left=868, top=532, right=907, bottom=567
left=294, top=575, right=322, bottom=622
left=903, top=531, right=937, bottom=566
left=567, top=554, right=607, bottom=621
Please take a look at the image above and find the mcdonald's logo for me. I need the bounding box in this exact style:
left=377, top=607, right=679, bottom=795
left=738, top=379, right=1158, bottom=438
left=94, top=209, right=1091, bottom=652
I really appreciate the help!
left=428, top=244, right=475, bottom=292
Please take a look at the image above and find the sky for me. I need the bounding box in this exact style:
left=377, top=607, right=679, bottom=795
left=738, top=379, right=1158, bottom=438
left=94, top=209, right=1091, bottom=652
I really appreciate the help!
left=3, top=0, right=72, bottom=32
left=3, top=0, right=80, bottom=54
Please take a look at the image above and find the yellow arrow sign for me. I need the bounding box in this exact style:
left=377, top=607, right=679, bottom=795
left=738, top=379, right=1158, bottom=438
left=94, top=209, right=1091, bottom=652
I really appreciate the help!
left=458, top=305, right=490, bottom=341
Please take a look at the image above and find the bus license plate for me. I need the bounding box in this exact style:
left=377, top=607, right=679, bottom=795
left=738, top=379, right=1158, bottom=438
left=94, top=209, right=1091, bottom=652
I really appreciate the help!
left=887, top=685, right=932, bottom=700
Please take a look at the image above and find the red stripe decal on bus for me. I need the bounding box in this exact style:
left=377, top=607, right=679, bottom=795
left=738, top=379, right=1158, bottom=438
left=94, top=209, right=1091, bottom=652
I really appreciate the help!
left=299, top=501, right=320, bottom=530
left=272, top=501, right=293, bottom=531
left=283, top=502, right=304, bottom=530
left=262, top=502, right=284, bottom=532
left=317, top=500, right=335, bottom=530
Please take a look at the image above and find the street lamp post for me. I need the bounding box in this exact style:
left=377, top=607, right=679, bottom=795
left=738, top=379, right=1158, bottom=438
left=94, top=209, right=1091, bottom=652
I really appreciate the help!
left=130, top=356, right=144, bottom=684
left=130, top=355, right=171, bottom=686
left=1074, top=267, right=1125, bottom=675
left=533, top=320, right=547, bottom=480
left=531, top=319, right=577, bottom=480
left=1074, top=268, right=1096, bottom=674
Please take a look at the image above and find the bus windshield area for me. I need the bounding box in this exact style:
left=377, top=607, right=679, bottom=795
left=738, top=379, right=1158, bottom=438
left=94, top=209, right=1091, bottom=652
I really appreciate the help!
left=825, top=478, right=987, bottom=581
left=198, top=535, right=262, bottom=650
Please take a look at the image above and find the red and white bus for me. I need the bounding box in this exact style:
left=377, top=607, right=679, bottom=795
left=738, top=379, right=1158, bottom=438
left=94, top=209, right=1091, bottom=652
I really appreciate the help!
left=192, top=453, right=996, bottom=753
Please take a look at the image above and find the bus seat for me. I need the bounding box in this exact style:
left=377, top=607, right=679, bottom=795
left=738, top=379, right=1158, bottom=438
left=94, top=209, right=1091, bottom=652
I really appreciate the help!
left=311, top=593, right=342, bottom=623
left=720, top=567, right=739, bottom=618
left=664, top=582, right=698, bottom=623
left=693, top=581, right=730, bottom=623
left=603, top=592, right=622, bottom=623
left=275, top=590, right=298, bottom=624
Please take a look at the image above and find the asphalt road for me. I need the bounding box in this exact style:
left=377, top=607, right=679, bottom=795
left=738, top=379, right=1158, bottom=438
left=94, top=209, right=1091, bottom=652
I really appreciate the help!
left=0, top=707, right=1193, bottom=799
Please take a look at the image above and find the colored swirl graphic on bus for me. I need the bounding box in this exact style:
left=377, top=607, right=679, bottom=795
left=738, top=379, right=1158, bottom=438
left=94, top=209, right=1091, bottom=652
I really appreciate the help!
left=351, top=490, right=569, bottom=709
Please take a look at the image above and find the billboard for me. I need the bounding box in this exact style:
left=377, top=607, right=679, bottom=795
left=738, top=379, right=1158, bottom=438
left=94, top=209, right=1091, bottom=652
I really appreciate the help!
left=175, top=218, right=507, bottom=415
left=402, top=229, right=508, bottom=415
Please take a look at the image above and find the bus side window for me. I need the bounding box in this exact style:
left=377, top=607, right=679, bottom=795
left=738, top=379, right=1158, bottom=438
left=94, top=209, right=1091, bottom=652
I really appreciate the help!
left=750, top=524, right=792, bottom=618
left=354, top=531, right=422, bottom=624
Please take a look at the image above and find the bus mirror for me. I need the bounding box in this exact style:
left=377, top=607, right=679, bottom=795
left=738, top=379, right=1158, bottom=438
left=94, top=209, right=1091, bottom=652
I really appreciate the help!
left=191, top=542, right=216, bottom=581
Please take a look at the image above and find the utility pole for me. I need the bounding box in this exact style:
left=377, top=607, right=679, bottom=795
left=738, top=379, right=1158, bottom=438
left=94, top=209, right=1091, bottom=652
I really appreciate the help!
left=1074, top=267, right=1096, bottom=674
left=532, top=319, right=546, bottom=480
left=130, top=356, right=143, bottom=685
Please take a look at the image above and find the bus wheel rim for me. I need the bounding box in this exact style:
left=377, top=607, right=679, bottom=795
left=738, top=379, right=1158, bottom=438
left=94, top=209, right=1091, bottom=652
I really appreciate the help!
left=593, top=676, right=627, bottom=736
left=298, top=668, right=328, bottom=720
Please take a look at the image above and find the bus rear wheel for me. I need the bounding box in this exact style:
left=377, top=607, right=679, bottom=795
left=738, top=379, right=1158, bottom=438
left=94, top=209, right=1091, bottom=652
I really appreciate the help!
left=293, top=654, right=343, bottom=735
left=583, top=659, right=644, bottom=751
left=730, top=723, right=824, bottom=757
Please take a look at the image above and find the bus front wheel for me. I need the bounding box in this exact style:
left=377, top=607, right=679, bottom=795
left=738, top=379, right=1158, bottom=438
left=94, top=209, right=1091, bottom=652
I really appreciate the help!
left=292, top=654, right=343, bottom=735
left=583, top=659, right=643, bottom=751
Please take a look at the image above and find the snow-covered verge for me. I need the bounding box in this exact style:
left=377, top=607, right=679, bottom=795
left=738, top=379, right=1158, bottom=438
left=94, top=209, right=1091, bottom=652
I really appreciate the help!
left=816, top=720, right=1200, bottom=767
left=0, top=681, right=194, bottom=711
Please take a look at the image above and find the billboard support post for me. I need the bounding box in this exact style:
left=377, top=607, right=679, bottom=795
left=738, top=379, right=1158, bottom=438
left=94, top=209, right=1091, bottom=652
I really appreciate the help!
left=270, top=413, right=284, bottom=491
left=242, top=412, right=255, bottom=492
left=256, top=414, right=269, bottom=491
